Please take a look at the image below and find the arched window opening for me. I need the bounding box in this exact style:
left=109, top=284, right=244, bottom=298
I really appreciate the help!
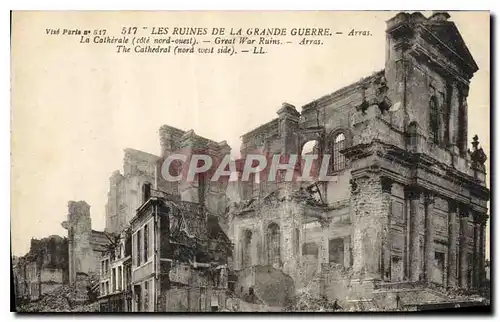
left=300, top=140, right=319, bottom=179
left=331, top=133, right=346, bottom=172
left=142, top=183, right=152, bottom=203
left=242, top=229, right=252, bottom=268
left=267, top=223, right=281, bottom=267
left=429, top=96, right=440, bottom=144
left=301, top=140, right=318, bottom=156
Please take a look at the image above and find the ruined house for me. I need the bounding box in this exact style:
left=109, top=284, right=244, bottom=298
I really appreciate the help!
left=97, top=229, right=132, bottom=312
left=227, top=11, right=490, bottom=310
left=127, top=189, right=232, bottom=312
left=13, top=235, right=69, bottom=302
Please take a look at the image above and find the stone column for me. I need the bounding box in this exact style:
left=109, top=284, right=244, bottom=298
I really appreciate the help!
left=260, top=220, right=266, bottom=266
left=473, top=216, right=481, bottom=288
left=235, top=235, right=242, bottom=271
left=479, top=219, right=487, bottom=285
left=282, top=206, right=298, bottom=277
left=317, top=226, right=329, bottom=274
left=407, top=187, right=422, bottom=282
left=251, top=229, right=259, bottom=267
left=459, top=84, right=470, bottom=154
left=448, top=82, right=460, bottom=154
left=447, top=201, right=458, bottom=287
left=381, top=177, right=393, bottom=281
left=344, top=235, right=352, bottom=268
left=277, top=103, right=300, bottom=155
left=459, top=209, right=469, bottom=288
left=424, top=193, right=435, bottom=282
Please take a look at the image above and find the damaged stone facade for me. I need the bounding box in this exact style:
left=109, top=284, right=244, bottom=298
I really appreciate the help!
left=61, top=201, right=111, bottom=285
left=126, top=189, right=232, bottom=312
left=13, top=235, right=69, bottom=302
left=227, top=11, right=489, bottom=310
left=105, top=149, right=165, bottom=234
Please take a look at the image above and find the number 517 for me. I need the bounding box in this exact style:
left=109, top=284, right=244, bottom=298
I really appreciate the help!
left=121, top=27, right=137, bottom=35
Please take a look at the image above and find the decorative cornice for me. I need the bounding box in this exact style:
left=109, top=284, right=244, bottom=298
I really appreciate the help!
left=418, top=24, right=478, bottom=76
left=409, top=42, right=470, bottom=86
left=345, top=140, right=489, bottom=199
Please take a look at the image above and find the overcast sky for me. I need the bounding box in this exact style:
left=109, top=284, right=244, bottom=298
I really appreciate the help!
left=11, top=11, right=490, bottom=257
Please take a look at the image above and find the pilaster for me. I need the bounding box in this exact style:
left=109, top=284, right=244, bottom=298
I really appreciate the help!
left=381, top=177, right=393, bottom=281
left=277, top=102, right=300, bottom=155
left=406, top=186, right=423, bottom=282
left=479, top=218, right=487, bottom=284
left=447, top=200, right=458, bottom=287
left=424, top=193, right=435, bottom=282
left=448, top=81, right=460, bottom=153
left=459, top=208, right=469, bottom=288
left=472, top=213, right=487, bottom=288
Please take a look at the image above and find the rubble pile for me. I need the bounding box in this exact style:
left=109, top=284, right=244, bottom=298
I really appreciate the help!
left=17, top=285, right=87, bottom=312
left=17, top=275, right=100, bottom=312
left=285, top=290, right=342, bottom=312
left=220, top=291, right=282, bottom=312
left=70, top=302, right=100, bottom=312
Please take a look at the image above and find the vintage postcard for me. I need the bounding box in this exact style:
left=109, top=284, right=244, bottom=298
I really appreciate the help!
left=10, top=11, right=491, bottom=312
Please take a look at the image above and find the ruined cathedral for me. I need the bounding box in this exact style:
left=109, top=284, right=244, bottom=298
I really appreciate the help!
left=59, top=11, right=489, bottom=311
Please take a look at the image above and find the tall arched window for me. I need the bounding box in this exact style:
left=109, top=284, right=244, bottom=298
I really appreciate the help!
left=332, top=133, right=346, bottom=171
left=429, top=96, right=440, bottom=144
left=242, top=229, right=252, bottom=268
left=267, top=223, right=280, bottom=267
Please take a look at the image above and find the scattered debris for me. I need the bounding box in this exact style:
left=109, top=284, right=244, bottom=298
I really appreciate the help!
left=16, top=274, right=99, bottom=313
left=284, top=290, right=342, bottom=312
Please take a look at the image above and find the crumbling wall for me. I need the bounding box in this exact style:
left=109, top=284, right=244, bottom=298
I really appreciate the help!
left=40, top=268, right=63, bottom=284
left=64, top=201, right=93, bottom=279
left=16, top=273, right=99, bottom=312
left=159, top=125, right=231, bottom=217
left=162, top=286, right=227, bottom=312
left=63, top=201, right=110, bottom=285
left=234, top=265, right=294, bottom=308
left=15, top=235, right=70, bottom=301
left=229, top=196, right=303, bottom=275
left=105, top=148, right=161, bottom=234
